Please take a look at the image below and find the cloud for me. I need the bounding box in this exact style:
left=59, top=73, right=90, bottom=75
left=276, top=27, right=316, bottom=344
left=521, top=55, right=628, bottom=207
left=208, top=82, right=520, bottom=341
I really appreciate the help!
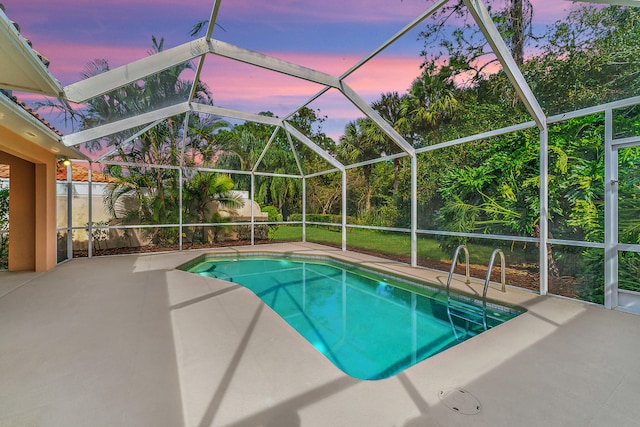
left=218, top=0, right=431, bottom=24
left=193, top=50, right=425, bottom=140
left=342, top=55, right=424, bottom=99
left=7, top=0, right=595, bottom=144
left=35, top=42, right=150, bottom=86
left=530, top=0, right=587, bottom=24
left=199, top=51, right=423, bottom=117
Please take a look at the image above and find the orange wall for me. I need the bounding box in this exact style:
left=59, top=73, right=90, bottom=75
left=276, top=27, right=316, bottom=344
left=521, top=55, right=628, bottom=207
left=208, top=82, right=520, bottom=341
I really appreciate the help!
left=0, top=126, right=58, bottom=271
left=0, top=152, right=36, bottom=270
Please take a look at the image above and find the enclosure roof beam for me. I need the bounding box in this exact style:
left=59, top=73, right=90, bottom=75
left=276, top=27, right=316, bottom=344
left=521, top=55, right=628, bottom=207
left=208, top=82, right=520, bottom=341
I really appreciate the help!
left=283, top=121, right=345, bottom=171
left=205, top=0, right=222, bottom=41
left=253, top=127, right=281, bottom=173
left=94, top=118, right=165, bottom=162
left=340, top=82, right=416, bottom=156
left=191, top=103, right=283, bottom=127
left=283, top=87, right=331, bottom=121
left=464, top=0, right=546, bottom=129
left=64, top=36, right=339, bottom=114
left=208, top=39, right=341, bottom=88
left=341, top=0, right=449, bottom=80
left=285, top=130, right=305, bottom=177
left=284, top=0, right=449, bottom=121
left=63, top=38, right=210, bottom=103
left=62, top=102, right=190, bottom=146
left=187, top=1, right=221, bottom=103
left=64, top=102, right=286, bottom=147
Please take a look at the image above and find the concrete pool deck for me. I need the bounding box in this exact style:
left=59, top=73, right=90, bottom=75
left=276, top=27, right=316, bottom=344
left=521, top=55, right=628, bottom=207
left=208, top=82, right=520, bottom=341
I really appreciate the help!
left=1, top=242, right=639, bottom=426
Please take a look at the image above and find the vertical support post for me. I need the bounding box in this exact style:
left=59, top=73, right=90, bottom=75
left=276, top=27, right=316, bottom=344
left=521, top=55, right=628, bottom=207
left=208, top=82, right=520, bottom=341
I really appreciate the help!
left=251, top=173, right=255, bottom=246
left=342, top=170, right=347, bottom=251
left=88, top=163, right=93, bottom=258
left=66, top=163, right=73, bottom=261
left=302, top=177, right=307, bottom=243
left=411, top=155, right=418, bottom=267
left=179, top=167, right=183, bottom=251
left=178, top=112, right=190, bottom=252
left=539, top=125, right=549, bottom=295
left=604, top=109, right=618, bottom=309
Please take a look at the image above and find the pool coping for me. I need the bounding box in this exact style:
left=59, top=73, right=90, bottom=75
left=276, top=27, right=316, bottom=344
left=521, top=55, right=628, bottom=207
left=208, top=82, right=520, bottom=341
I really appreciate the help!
left=177, top=250, right=527, bottom=317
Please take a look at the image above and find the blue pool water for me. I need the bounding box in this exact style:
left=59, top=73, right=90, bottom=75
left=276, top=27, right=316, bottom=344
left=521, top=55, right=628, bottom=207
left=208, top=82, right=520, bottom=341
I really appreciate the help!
left=183, top=255, right=521, bottom=380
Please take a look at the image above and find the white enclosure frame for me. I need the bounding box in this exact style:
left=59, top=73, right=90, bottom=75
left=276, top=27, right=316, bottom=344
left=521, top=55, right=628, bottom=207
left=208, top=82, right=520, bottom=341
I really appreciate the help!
left=48, top=0, right=640, bottom=313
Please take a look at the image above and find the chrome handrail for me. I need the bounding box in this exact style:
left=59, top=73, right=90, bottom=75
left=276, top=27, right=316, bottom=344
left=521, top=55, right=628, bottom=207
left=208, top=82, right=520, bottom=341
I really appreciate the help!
left=483, top=248, right=506, bottom=299
left=446, top=244, right=470, bottom=300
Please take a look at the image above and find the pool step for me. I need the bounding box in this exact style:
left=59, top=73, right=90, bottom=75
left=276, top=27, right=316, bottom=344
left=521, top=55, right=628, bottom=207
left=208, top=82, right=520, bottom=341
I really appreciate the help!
left=447, top=299, right=487, bottom=329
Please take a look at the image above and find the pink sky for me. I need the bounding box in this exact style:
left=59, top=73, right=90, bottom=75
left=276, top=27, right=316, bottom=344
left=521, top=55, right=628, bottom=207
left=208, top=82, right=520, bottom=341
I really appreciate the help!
left=201, top=52, right=424, bottom=111
left=5, top=0, right=583, bottom=140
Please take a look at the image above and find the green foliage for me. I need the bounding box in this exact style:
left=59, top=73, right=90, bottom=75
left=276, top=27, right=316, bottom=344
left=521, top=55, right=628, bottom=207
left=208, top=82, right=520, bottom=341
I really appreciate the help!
left=548, top=115, right=605, bottom=243
left=261, top=205, right=282, bottom=222
left=42, top=5, right=640, bottom=302
left=182, top=172, right=242, bottom=244
left=103, top=166, right=181, bottom=245
left=306, top=172, right=342, bottom=216
left=289, top=213, right=344, bottom=224
left=260, top=205, right=283, bottom=241
left=528, top=6, right=640, bottom=115
left=398, top=63, right=460, bottom=144
left=215, top=107, right=333, bottom=218
left=436, top=130, right=540, bottom=240
left=620, top=252, right=640, bottom=293
left=336, top=118, right=392, bottom=214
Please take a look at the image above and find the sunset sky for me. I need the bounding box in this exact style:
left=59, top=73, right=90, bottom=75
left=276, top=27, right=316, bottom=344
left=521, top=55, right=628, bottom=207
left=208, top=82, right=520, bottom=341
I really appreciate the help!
left=4, top=0, right=581, bottom=139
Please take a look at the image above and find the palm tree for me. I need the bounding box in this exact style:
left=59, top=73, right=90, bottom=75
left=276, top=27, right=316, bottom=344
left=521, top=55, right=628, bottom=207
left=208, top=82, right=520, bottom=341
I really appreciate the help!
left=182, top=172, right=243, bottom=243
left=372, top=92, right=410, bottom=193
left=73, top=37, right=232, bottom=243
left=217, top=129, right=263, bottom=171
left=337, top=118, right=387, bottom=213
left=398, top=65, right=459, bottom=145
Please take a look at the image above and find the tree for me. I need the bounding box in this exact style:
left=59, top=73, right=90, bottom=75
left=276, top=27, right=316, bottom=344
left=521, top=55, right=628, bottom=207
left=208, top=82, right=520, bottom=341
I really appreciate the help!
left=59, top=36, right=236, bottom=246
left=419, top=0, right=534, bottom=86
left=182, top=172, right=242, bottom=243
left=398, top=64, right=460, bottom=145
left=526, top=5, right=640, bottom=115
left=216, top=108, right=334, bottom=219
left=372, top=92, right=410, bottom=193
left=337, top=118, right=389, bottom=213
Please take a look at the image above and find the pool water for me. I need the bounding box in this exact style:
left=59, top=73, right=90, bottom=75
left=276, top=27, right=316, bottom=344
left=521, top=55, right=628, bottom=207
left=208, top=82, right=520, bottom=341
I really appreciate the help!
left=183, top=255, right=521, bottom=380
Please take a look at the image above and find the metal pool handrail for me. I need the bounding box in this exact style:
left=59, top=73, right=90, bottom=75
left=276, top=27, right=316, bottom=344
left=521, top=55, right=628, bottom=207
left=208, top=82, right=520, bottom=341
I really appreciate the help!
left=445, top=244, right=470, bottom=299
left=446, top=246, right=507, bottom=333
left=483, top=248, right=506, bottom=300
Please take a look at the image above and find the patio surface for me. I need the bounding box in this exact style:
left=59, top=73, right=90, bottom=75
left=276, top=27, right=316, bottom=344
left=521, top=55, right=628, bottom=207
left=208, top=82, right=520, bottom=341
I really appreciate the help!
left=1, top=242, right=640, bottom=426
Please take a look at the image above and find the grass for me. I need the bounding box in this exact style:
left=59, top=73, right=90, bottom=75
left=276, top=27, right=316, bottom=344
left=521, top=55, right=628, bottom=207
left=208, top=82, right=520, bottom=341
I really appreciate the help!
left=272, top=224, right=516, bottom=264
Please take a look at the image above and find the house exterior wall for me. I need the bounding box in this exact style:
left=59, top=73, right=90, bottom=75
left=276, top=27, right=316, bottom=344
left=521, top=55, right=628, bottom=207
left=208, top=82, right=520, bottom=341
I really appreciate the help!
left=0, top=126, right=58, bottom=271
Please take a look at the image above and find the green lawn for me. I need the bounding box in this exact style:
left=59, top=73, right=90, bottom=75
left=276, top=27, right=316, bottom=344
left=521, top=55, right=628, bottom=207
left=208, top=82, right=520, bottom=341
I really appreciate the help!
left=272, top=225, right=514, bottom=264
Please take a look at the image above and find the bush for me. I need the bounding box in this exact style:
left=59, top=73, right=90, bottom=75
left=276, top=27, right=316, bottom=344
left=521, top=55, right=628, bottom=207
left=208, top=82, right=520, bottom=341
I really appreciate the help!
left=261, top=206, right=282, bottom=241
left=261, top=205, right=283, bottom=222
left=289, top=213, right=344, bottom=224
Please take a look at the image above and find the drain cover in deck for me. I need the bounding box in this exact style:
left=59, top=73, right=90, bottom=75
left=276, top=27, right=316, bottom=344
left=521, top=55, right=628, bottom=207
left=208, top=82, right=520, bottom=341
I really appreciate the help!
left=438, top=389, right=481, bottom=415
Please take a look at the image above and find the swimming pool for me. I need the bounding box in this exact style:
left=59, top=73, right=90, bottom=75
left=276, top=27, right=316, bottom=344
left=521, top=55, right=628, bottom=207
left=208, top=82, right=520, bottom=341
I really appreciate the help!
left=182, top=254, right=522, bottom=380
